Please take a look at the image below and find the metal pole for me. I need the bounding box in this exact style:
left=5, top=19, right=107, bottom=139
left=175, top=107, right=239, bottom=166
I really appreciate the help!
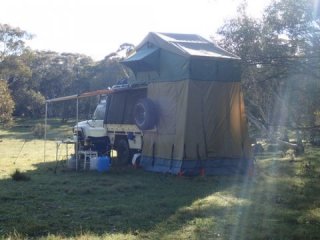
left=76, top=97, right=79, bottom=171
left=44, top=102, right=48, bottom=162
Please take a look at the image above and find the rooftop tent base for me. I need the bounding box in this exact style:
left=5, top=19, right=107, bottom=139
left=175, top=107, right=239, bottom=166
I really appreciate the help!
left=140, top=156, right=253, bottom=176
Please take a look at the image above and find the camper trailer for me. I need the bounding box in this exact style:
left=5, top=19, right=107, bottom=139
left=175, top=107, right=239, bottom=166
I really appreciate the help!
left=73, top=32, right=253, bottom=175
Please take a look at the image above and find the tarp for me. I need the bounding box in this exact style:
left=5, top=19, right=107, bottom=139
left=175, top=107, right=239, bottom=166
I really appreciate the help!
left=121, top=32, right=252, bottom=175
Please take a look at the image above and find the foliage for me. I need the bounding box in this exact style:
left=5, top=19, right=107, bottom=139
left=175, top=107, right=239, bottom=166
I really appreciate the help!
left=31, top=51, right=95, bottom=119
left=10, top=169, right=30, bottom=181
left=89, top=43, right=135, bottom=90
left=0, top=79, right=14, bottom=125
left=217, top=0, right=320, bottom=138
left=0, top=23, right=32, bottom=61
left=32, top=123, right=46, bottom=138
left=0, top=25, right=41, bottom=119
left=0, top=23, right=135, bottom=121
left=1, top=0, right=318, bottom=135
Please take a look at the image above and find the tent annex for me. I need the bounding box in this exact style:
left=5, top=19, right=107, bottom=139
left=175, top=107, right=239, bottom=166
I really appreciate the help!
left=122, top=32, right=252, bottom=175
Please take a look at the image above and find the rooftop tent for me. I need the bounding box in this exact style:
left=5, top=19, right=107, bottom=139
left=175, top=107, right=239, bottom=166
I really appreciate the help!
left=122, top=32, right=241, bottom=83
left=122, top=32, right=252, bottom=175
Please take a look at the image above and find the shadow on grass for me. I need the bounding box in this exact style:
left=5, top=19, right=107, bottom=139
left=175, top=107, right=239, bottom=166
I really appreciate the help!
left=1, top=148, right=320, bottom=239
left=0, top=125, right=35, bottom=140
left=0, top=118, right=75, bottom=141
left=0, top=159, right=229, bottom=238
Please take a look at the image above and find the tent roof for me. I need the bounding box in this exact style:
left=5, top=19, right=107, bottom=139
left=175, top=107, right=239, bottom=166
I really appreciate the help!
left=134, top=32, right=240, bottom=59
left=121, top=32, right=241, bottom=82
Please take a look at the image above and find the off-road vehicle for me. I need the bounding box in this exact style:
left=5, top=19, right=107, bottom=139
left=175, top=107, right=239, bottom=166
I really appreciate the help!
left=73, top=84, right=157, bottom=164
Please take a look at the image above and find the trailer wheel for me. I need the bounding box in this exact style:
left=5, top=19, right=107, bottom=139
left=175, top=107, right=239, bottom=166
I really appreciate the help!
left=116, top=138, right=131, bottom=165
left=134, top=98, right=157, bottom=130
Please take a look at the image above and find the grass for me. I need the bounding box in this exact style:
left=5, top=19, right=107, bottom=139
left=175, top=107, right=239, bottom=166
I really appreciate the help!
left=0, top=119, right=320, bottom=239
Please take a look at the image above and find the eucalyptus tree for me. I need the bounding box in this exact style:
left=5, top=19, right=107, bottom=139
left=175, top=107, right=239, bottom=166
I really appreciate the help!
left=90, top=43, right=135, bottom=90
left=30, top=51, right=94, bottom=119
left=0, top=24, right=39, bottom=118
left=0, top=23, right=32, bottom=61
left=0, top=79, right=14, bottom=125
left=217, top=0, right=320, bottom=139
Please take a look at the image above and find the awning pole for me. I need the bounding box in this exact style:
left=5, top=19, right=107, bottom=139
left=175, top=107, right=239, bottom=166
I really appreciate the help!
left=76, top=97, right=79, bottom=171
left=44, top=102, right=48, bottom=162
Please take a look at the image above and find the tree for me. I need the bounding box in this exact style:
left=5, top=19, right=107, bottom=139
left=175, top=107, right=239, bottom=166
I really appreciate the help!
left=30, top=51, right=94, bottom=119
left=217, top=0, right=320, bottom=138
left=90, top=43, right=135, bottom=90
left=0, top=79, right=14, bottom=125
left=0, top=22, right=135, bottom=120
left=0, top=23, right=32, bottom=61
left=0, top=24, right=38, bottom=118
left=0, top=51, right=44, bottom=118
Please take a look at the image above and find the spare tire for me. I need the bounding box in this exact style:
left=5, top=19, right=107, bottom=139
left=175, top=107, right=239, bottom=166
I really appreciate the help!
left=134, top=98, right=157, bottom=130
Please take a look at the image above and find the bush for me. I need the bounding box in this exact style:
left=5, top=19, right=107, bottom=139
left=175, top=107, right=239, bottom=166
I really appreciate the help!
left=11, top=169, right=30, bottom=181
left=32, top=123, right=47, bottom=138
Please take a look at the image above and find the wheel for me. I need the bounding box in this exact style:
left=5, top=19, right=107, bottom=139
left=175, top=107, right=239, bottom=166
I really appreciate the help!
left=134, top=98, right=157, bottom=130
left=116, top=138, right=131, bottom=165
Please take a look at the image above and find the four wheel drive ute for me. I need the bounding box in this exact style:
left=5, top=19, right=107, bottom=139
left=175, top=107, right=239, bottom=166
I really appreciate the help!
left=73, top=85, right=157, bottom=164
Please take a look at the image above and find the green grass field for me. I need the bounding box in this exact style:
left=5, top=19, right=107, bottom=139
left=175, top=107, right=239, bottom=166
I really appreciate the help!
left=0, top=120, right=320, bottom=239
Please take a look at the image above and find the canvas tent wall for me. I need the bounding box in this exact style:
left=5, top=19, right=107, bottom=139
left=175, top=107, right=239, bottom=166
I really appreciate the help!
left=122, top=32, right=252, bottom=175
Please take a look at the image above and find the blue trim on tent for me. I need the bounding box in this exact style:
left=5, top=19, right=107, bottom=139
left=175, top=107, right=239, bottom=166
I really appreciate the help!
left=140, top=156, right=253, bottom=176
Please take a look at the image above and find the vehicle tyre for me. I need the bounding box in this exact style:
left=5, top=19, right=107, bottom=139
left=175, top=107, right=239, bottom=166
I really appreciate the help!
left=116, top=138, right=131, bottom=165
left=134, top=98, right=157, bottom=130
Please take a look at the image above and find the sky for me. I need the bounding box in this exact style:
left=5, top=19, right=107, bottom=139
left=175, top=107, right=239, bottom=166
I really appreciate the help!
left=0, top=0, right=271, bottom=60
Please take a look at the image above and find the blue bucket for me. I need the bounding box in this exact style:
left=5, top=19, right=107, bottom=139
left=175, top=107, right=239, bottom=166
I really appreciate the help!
left=97, top=156, right=111, bottom=172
